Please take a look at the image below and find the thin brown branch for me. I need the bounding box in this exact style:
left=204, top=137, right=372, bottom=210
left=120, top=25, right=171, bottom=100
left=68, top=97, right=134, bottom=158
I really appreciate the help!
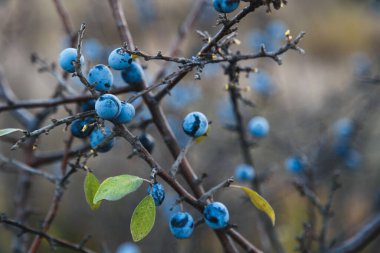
left=74, top=23, right=97, bottom=96
left=0, top=214, right=95, bottom=253
left=114, top=124, right=202, bottom=209
left=0, top=85, right=133, bottom=112
left=31, top=143, right=91, bottom=167
left=293, top=179, right=324, bottom=213
left=319, top=171, right=341, bottom=252
left=0, top=153, right=57, bottom=183
left=169, top=138, right=194, bottom=177
left=0, top=67, right=35, bottom=128
left=108, top=0, right=135, bottom=49
left=198, top=177, right=234, bottom=203
left=52, top=0, right=76, bottom=45
left=11, top=110, right=95, bottom=150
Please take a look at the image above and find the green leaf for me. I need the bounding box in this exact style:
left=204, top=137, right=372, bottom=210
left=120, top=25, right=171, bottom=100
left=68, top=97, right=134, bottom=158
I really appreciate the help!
left=0, top=128, right=24, bottom=137
left=84, top=172, right=101, bottom=210
left=130, top=195, right=156, bottom=242
left=93, top=175, right=143, bottom=204
left=239, top=186, right=276, bottom=226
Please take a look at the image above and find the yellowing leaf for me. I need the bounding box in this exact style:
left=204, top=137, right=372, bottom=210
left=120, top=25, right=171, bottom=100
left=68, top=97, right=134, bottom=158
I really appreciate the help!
left=130, top=195, right=156, bottom=242
left=0, top=128, right=24, bottom=137
left=93, top=175, right=143, bottom=204
left=84, top=172, right=101, bottom=210
left=240, top=186, right=275, bottom=226
left=195, top=126, right=211, bottom=143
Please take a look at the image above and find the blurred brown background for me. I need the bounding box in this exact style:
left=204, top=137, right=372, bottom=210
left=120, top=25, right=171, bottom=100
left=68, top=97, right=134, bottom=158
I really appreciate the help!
left=0, top=0, right=380, bottom=252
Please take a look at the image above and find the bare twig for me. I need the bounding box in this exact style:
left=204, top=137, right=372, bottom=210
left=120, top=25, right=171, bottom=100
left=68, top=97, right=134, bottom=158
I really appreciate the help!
left=198, top=177, right=234, bottom=203
left=52, top=0, right=76, bottom=45
left=108, top=0, right=135, bottom=49
left=169, top=138, right=194, bottom=177
left=74, top=23, right=96, bottom=96
left=0, top=67, right=35, bottom=128
left=0, top=214, right=95, bottom=253
left=327, top=214, right=380, bottom=253
left=293, top=178, right=324, bottom=213
left=31, top=53, right=77, bottom=96
left=0, top=153, right=57, bottom=183
left=0, top=85, right=133, bottom=112
left=11, top=110, right=95, bottom=150
left=319, top=171, right=341, bottom=252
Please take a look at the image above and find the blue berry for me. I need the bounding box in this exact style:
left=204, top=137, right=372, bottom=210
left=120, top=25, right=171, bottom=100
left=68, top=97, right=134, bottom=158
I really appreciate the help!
left=121, top=62, right=145, bottom=86
left=334, top=118, right=354, bottom=140
left=204, top=202, right=229, bottom=229
left=114, top=101, right=135, bottom=124
left=90, top=127, right=115, bottom=153
left=88, top=64, right=113, bottom=92
left=59, top=48, right=85, bottom=73
left=285, top=156, right=304, bottom=174
left=138, top=133, right=155, bottom=153
left=70, top=117, right=95, bottom=138
left=116, top=242, right=140, bottom=253
left=234, top=164, right=255, bottom=182
left=169, top=212, right=194, bottom=239
left=213, top=0, right=240, bottom=13
left=108, top=47, right=131, bottom=70
left=333, top=138, right=351, bottom=157
left=80, top=99, right=96, bottom=112
left=248, top=116, right=269, bottom=138
left=182, top=112, right=209, bottom=137
left=95, top=94, right=122, bottom=120
left=266, top=20, right=287, bottom=40
left=344, top=149, right=361, bottom=170
left=250, top=71, right=274, bottom=97
left=148, top=183, right=165, bottom=206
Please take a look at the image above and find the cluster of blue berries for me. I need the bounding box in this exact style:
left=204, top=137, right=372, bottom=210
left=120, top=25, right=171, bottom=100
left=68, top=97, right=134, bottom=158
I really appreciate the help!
left=169, top=202, right=230, bottom=239
left=164, top=112, right=231, bottom=239
left=58, top=46, right=148, bottom=153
